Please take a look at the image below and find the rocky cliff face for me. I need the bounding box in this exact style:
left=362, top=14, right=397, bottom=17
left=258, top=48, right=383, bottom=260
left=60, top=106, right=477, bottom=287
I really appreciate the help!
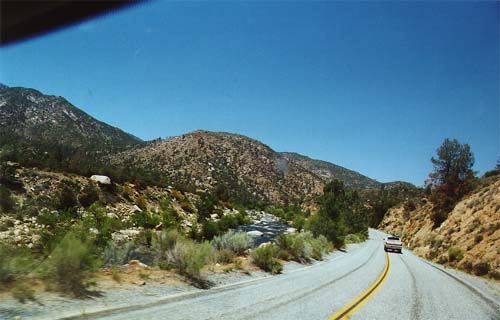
left=380, top=176, right=500, bottom=279
left=109, top=131, right=325, bottom=204
left=0, top=85, right=141, bottom=151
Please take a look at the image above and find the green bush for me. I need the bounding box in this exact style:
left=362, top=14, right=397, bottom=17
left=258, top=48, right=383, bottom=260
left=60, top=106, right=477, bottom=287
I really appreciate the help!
left=152, top=229, right=182, bottom=266
left=201, top=219, right=219, bottom=240
left=276, top=234, right=310, bottom=263
left=251, top=244, right=283, bottom=274
left=11, top=283, right=36, bottom=303
left=448, top=247, right=464, bottom=262
left=300, top=232, right=332, bottom=261
left=0, top=244, right=35, bottom=287
left=165, top=239, right=213, bottom=283
left=211, top=231, right=253, bottom=255
left=40, top=231, right=99, bottom=296
left=131, top=211, right=161, bottom=229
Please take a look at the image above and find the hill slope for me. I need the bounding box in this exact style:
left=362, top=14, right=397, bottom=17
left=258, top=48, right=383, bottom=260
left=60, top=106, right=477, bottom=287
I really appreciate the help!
left=280, top=152, right=380, bottom=189
left=0, top=84, right=141, bottom=151
left=380, top=176, right=500, bottom=279
left=109, top=130, right=325, bottom=204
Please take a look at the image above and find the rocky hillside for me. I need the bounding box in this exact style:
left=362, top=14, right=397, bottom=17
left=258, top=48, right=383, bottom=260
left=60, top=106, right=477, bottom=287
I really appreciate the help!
left=0, top=84, right=141, bottom=151
left=109, top=131, right=325, bottom=205
left=281, top=152, right=380, bottom=189
left=380, top=176, right=500, bottom=280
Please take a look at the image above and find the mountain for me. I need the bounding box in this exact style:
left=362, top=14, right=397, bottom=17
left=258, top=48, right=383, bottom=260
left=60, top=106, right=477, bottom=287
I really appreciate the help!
left=109, top=130, right=325, bottom=204
left=380, top=175, right=500, bottom=279
left=0, top=85, right=141, bottom=152
left=280, top=152, right=380, bottom=189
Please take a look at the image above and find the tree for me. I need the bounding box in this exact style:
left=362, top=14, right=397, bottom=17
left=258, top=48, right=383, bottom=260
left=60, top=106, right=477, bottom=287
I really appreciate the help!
left=0, top=186, right=15, bottom=213
left=428, top=138, right=475, bottom=226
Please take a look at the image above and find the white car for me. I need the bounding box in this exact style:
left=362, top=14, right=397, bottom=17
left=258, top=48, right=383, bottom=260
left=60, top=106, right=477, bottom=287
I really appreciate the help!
left=384, top=236, right=402, bottom=253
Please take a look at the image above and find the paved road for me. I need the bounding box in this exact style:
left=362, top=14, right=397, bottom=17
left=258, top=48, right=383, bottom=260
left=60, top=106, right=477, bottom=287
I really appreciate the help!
left=92, top=229, right=500, bottom=320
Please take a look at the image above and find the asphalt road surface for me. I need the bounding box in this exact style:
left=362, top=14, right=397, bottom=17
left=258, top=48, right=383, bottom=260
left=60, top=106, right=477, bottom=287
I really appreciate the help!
left=87, top=229, right=500, bottom=320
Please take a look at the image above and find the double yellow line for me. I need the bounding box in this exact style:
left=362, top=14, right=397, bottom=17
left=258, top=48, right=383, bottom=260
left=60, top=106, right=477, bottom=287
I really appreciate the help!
left=329, top=252, right=391, bottom=320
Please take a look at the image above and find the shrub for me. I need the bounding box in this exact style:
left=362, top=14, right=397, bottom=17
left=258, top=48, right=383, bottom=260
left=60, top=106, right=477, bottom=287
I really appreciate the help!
left=276, top=234, right=310, bottom=263
left=180, top=200, right=195, bottom=213
left=78, top=184, right=99, bottom=207
left=135, top=195, right=148, bottom=210
left=103, top=241, right=136, bottom=266
left=473, top=262, right=490, bottom=276
left=211, top=231, right=253, bottom=255
left=11, top=283, right=36, bottom=303
left=201, top=220, right=219, bottom=240
left=131, top=211, right=161, bottom=229
left=447, top=247, right=464, bottom=262
left=152, top=229, right=181, bottom=266
left=301, top=232, right=332, bottom=260
left=0, top=185, right=15, bottom=213
left=165, top=239, right=213, bottom=283
left=474, top=235, right=483, bottom=243
left=40, top=232, right=99, bottom=296
left=0, top=244, right=34, bottom=286
left=57, top=184, right=78, bottom=210
left=251, top=244, right=282, bottom=274
left=216, top=249, right=235, bottom=264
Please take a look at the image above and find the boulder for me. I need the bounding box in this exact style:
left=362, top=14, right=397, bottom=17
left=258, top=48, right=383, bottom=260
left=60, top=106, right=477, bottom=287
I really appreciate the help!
left=247, top=230, right=263, bottom=237
left=90, top=175, right=111, bottom=185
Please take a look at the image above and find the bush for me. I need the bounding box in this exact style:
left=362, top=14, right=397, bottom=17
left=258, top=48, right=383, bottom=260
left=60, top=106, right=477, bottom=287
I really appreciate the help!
left=152, top=229, right=181, bottom=266
left=300, top=232, right=332, bottom=260
left=473, top=262, right=490, bottom=276
left=11, top=283, right=36, bottom=303
left=251, top=244, right=282, bottom=274
left=447, top=247, right=464, bottom=262
left=135, top=195, right=148, bottom=210
left=103, top=241, right=136, bottom=266
left=165, top=240, right=213, bottom=284
left=276, top=234, right=310, bottom=263
left=131, top=211, right=161, bottom=229
left=78, top=184, right=99, bottom=207
left=40, top=232, right=99, bottom=296
left=211, top=231, right=253, bottom=255
left=0, top=244, right=35, bottom=287
left=0, top=185, right=15, bottom=213
left=474, top=235, right=483, bottom=243
left=57, top=184, right=78, bottom=210
left=201, top=220, right=219, bottom=240
left=215, top=249, right=235, bottom=264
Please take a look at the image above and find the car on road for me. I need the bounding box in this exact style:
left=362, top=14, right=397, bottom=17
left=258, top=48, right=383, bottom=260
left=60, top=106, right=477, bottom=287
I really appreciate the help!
left=384, top=235, right=402, bottom=253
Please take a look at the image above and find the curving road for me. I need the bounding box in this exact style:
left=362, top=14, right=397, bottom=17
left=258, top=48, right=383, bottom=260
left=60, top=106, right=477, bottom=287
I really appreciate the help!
left=81, top=229, right=500, bottom=320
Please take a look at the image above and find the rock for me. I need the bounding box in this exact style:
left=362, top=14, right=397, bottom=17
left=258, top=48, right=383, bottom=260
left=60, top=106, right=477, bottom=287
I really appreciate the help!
left=247, top=230, right=263, bottom=237
left=286, top=227, right=297, bottom=234
left=128, top=260, right=149, bottom=268
left=90, top=175, right=111, bottom=185
left=89, top=227, right=99, bottom=235
left=258, top=242, right=271, bottom=248
left=133, top=280, right=146, bottom=286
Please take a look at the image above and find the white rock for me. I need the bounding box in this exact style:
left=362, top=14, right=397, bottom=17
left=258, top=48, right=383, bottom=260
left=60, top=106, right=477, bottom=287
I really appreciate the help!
left=89, top=227, right=99, bottom=235
left=90, top=175, right=111, bottom=185
left=247, top=230, right=263, bottom=237
left=286, top=227, right=297, bottom=234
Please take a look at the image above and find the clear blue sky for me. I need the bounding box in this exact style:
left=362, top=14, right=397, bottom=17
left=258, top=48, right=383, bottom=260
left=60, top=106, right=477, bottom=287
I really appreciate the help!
left=1, top=1, right=498, bottom=186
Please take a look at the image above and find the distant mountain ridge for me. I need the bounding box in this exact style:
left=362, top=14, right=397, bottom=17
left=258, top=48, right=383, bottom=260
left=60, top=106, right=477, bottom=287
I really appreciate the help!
left=0, top=84, right=415, bottom=205
left=280, top=152, right=380, bottom=189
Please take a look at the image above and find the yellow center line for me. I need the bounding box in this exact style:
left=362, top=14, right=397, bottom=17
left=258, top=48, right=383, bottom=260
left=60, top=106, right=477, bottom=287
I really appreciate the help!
left=328, top=252, right=391, bottom=320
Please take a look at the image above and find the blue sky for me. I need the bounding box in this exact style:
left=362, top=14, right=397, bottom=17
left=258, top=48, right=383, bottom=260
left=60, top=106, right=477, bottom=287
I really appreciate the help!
left=1, top=1, right=498, bottom=186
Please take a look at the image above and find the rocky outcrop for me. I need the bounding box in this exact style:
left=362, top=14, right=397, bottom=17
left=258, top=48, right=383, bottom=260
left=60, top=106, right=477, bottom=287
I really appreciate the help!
left=380, top=177, right=500, bottom=279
